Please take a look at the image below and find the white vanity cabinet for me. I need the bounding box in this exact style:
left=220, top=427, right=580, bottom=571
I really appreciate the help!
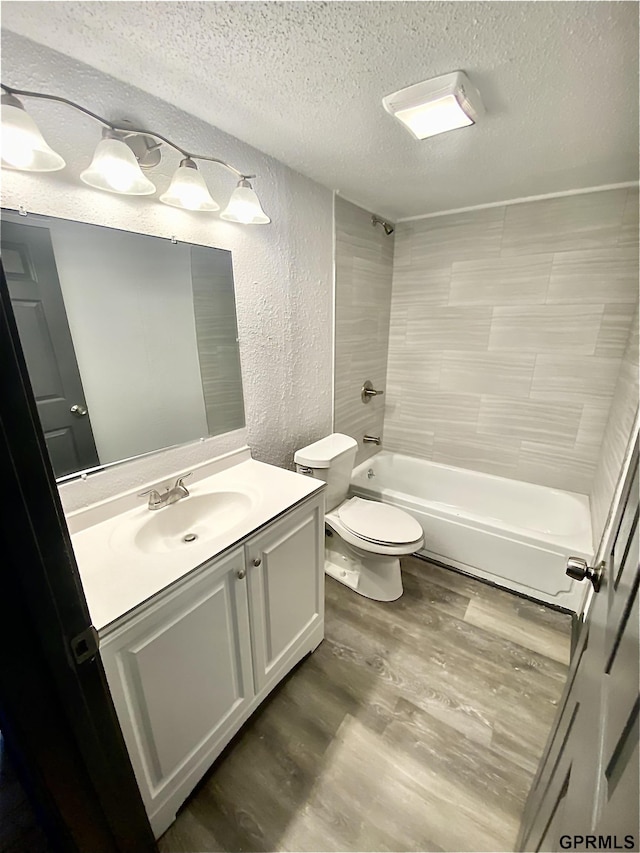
left=99, top=492, right=324, bottom=838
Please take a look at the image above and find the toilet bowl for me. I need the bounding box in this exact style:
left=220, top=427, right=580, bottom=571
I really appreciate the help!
left=294, top=434, right=424, bottom=601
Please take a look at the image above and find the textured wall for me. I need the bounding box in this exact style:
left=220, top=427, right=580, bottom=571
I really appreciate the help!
left=334, top=198, right=393, bottom=465
left=1, top=32, right=334, bottom=506
left=590, top=309, right=639, bottom=549
left=384, top=188, right=639, bottom=495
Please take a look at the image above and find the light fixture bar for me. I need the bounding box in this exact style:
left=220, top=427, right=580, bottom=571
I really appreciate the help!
left=0, top=83, right=252, bottom=180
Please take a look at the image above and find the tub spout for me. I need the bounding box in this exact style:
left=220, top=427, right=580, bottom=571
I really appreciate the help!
left=363, top=435, right=381, bottom=445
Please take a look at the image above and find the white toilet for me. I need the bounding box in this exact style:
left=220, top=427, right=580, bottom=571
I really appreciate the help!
left=294, top=433, right=424, bottom=601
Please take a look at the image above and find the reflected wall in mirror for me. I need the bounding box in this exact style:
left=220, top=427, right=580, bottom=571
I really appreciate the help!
left=0, top=210, right=245, bottom=480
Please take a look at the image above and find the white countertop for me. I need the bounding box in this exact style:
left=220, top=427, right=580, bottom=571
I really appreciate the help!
left=68, top=453, right=323, bottom=633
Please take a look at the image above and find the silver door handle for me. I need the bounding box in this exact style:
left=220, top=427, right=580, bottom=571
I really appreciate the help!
left=70, top=404, right=88, bottom=417
left=566, top=557, right=604, bottom=592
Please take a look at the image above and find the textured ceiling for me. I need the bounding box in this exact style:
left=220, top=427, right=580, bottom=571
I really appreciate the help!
left=2, top=1, right=638, bottom=220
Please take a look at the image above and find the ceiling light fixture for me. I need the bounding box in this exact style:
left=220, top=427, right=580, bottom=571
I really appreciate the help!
left=0, top=83, right=270, bottom=223
left=1, top=92, right=65, bottom=171
left=160, top=158, right=220, bottom=211
left=220, top=178, right=271, bottom=224
left=382, top=71, right=484, bottom=140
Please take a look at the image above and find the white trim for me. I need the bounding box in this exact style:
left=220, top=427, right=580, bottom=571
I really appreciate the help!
left=334, top=189, right=396, bottom=224
left=397, top=182, right=639, bottom=223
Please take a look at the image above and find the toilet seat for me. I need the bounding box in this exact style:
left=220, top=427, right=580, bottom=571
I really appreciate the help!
left=338, top=497, right=423, bottom=545
left=326, top=497, right=424, bottom=556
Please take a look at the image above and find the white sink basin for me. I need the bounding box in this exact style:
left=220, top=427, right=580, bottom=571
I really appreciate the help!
left=114, top=491, right=254, bottom=555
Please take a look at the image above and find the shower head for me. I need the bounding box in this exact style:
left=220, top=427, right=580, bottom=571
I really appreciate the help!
left=371, top=215, right=394, bottom=236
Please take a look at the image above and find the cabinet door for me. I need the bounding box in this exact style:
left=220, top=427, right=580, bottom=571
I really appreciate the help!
left=246, top=496, right=324, bottom=693
left=99, top=548, right=253, bottom=819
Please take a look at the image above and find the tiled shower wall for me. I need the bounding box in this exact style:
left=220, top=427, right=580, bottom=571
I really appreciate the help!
left=590, top=309, right=639, bottom=547
left=384, top=187, right=639, bottom=497
left=334, top=197, right=394, bottom=465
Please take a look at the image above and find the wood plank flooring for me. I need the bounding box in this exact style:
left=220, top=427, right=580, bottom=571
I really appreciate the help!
left=159, top=557, right=571, bottom=852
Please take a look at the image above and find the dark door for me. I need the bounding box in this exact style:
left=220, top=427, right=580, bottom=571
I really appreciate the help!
left=1, top=219, right=99, bottom=477
left=0, top=266, right=156, bottom=852
left=519, top=434, right=639, bottom=850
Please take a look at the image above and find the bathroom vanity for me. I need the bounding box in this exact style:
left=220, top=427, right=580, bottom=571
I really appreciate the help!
left=67, top=448, right=325, bottom=838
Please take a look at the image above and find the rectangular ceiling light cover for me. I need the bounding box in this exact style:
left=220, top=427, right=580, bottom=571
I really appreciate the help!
left=382, top=71, right=484, bottom=140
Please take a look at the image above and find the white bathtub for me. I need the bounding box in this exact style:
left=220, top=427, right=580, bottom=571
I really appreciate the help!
left=350, top=451, right=593, bottom=611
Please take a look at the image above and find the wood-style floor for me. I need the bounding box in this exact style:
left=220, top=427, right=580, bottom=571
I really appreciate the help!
left=159, top=557, right=572, bottom=853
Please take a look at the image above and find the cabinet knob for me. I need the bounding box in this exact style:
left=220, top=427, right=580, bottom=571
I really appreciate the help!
left=236, top=568, right=246, bottom=580
left=252, top=557, right=262, bottom=567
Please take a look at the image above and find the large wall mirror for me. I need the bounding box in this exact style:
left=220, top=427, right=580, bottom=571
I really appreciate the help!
left=1, top=210, right=245, bottom=481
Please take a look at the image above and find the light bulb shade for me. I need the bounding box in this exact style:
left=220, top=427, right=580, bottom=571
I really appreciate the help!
left=159, top=160, right=219, bottom=211
left=1, top=101, right=65, bottom=171
left=220, top=180, right=270, bottom=224
left=80, top=136, right=156, bottom=195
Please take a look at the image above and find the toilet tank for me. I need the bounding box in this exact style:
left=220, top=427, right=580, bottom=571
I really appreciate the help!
left=294, top=433, right=358, bottom=512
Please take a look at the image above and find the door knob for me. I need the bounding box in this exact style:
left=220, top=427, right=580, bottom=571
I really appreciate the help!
left=252, top=557, right=262, bottom=567
left=236, top=568, right=246, bottom=580
left=566, top=557, right=604, bottom=592
left=70, top=404, right=88, bottom=417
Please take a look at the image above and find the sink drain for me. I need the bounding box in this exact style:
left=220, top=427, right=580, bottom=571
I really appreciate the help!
left=182, top=533, right=198, bottom=543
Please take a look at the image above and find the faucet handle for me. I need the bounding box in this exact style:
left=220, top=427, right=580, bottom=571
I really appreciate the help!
left=138, top=488, right=163, bottom=509
left=174, top=472, right=192, bottom=494
left=138, top=488, right=161, bottom=499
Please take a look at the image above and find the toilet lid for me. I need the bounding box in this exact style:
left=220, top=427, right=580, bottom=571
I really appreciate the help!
left=337, top=497, right=423, bottom=545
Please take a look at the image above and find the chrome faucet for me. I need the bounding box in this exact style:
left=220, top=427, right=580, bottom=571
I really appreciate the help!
left=139, top=473, right=192, bottom=510
left=363, top=435, right=381, bottom=445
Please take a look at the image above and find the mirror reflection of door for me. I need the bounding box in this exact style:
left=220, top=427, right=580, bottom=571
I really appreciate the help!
left=1, top=221, right=99, bottom=478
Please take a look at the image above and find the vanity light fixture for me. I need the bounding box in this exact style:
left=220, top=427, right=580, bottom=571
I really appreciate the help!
left=220, top=177, right=270, bottom=224
left=80, top=128, right=156, bottom=195
left=382, top=71, right=484, bottom=140
left=160, top=158, right=220, bottom=211
left=0, top=83, right=270, bottom=223
left=0, top=92, right=65, bottom=171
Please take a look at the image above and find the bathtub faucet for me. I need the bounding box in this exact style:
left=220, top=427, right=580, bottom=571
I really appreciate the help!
left=363, top=435, right=381, bottom=445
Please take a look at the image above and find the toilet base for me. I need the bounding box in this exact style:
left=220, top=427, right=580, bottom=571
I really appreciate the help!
left=324, top=530, right=403, bottom=601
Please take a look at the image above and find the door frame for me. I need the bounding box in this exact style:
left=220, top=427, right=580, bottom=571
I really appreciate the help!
left=0, top=263, right=156, bottom=852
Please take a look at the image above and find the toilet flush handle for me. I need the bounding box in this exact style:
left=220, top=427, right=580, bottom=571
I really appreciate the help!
left=298, top=466, right=314, bottom=475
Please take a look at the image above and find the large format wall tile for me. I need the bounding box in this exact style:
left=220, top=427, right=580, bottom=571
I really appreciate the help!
left=500, top=190, right=627, bottom=255
left=406, top=307, right=493, bottom=350
left=432, top=431, right=521, bottom=478
left=440, top=351, right=535, bottom=398
left=530, top=354, right=620, bottom=404
left=590, top=310, right=639, bottom=548
left=449, top=255, right=552, bottom=306
left=546, top=247, right=638, bottom=304
left=477, top=396, right=582, bottom=447
left=594, top=305, right=637, bottom=357
left=488, top=305, right=603, bottom=353
left=382, top=187, right=638, bottom=507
